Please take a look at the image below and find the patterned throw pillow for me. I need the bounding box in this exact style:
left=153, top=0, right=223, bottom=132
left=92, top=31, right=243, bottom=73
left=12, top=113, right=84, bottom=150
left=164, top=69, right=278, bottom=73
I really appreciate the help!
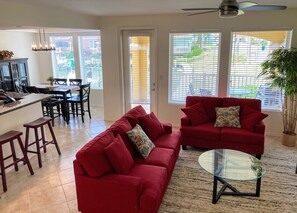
left=127, top=124, right=155, bottom=159
left=214, top=106, right=241, bottom=128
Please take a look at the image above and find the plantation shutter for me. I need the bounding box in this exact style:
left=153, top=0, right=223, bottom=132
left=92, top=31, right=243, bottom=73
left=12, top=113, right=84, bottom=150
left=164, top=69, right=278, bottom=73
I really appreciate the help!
left=169, top=32, right=221, bottom=104
left=229, top=30, right=292, bottom=110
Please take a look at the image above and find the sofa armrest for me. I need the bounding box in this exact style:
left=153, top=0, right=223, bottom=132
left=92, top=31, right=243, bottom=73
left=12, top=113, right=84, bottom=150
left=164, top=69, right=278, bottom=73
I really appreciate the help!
left=162, top=122, right=172, bottom=134
left=181, top=114, right=190, bottom=126
left=74, top=161, right=142, bottom=213
left=254, top=121, right=265, bottom=134
left=73, top=159, right=86, bottom=176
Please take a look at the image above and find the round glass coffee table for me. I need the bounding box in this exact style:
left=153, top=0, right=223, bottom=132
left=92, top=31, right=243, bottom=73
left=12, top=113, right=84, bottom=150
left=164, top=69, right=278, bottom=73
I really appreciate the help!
left=198, top=149, right=266, bottom=204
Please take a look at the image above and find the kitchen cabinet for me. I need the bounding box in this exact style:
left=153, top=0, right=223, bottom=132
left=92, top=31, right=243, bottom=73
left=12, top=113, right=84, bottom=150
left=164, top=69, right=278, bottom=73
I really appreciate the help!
left=0, top=58, right=29, bottom=92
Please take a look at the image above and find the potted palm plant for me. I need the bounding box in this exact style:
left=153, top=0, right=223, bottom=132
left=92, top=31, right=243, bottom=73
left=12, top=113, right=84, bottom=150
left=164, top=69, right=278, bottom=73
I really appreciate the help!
left=259, top=48, right=297, bottom=147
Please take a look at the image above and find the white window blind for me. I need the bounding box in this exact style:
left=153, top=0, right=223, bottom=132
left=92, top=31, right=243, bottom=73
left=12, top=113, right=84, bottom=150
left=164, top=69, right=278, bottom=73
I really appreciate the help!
left=229, top=30, right=292, bottom=110
left=169, top=32, right=221, bottom=104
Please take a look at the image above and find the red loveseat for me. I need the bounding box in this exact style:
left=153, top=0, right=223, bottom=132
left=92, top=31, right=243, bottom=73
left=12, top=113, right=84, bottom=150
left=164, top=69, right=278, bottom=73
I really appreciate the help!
left=180, top=96, right=267, bottom=158
left=74, top=106, right=181, bottom=213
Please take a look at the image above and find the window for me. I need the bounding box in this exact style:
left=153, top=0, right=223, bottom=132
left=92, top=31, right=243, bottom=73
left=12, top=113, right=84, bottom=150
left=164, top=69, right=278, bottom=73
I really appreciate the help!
left=50, top=32, right=103, bottom=89
left=229, top=30, right=292, bottom=110
left=79, top=35, right=103, bottom=89
left=50, top=36, right=75, bottom=79
left=169, top=32, right=221, bottom=104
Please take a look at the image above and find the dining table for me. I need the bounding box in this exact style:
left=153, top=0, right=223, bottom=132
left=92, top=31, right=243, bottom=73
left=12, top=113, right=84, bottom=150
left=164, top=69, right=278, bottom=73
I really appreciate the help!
left=34, top=83, right=80, bottom=124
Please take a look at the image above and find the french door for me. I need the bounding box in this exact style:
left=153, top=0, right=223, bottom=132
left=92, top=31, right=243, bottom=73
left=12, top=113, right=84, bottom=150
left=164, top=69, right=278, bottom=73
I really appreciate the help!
left=122, top=30, right=156, bottom=113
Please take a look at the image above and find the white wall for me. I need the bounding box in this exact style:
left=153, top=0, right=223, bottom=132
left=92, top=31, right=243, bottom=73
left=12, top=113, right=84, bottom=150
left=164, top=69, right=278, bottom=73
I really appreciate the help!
left=0, top=31, right=40, bottom=84
left=100, top=9, right=297, bottom=136
left=0, top=2, right=99, bottom=29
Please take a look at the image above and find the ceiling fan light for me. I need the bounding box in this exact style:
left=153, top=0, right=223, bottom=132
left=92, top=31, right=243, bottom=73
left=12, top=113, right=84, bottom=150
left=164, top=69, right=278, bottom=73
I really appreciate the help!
left=219, top=9, right=238, bottom=18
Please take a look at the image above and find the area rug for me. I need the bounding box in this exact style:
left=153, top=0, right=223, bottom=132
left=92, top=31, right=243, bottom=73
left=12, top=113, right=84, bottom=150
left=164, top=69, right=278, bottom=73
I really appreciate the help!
left=159, top=136, right=297, bottom=213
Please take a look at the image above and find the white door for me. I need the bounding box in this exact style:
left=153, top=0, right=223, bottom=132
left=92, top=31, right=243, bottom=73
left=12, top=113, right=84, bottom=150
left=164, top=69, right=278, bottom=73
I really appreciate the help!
left=122, top=30, right=156, bottom=113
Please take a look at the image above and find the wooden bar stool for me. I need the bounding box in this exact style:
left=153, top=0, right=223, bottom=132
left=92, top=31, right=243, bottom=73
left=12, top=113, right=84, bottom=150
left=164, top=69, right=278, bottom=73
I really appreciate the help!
left=0, top=130, right=34, bottom=192
left=23, top=117, right=61, bottom=168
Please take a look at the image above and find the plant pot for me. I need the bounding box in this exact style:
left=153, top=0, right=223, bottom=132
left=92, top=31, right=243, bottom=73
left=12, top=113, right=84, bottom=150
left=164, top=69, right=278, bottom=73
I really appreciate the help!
left=281, top=133, right=296, bottom=147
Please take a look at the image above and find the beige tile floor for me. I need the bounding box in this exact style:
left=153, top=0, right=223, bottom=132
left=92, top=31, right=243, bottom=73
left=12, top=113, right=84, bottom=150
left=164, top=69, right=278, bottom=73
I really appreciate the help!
left=0, top=106, right=112, bottom=213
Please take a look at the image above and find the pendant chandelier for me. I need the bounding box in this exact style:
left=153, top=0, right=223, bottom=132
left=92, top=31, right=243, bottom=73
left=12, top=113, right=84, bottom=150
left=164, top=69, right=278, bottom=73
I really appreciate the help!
left=31, top=29, right=56, bottom=51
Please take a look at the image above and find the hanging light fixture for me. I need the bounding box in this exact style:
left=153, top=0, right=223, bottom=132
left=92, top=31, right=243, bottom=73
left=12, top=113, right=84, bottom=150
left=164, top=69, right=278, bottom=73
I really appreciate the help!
left=31, top=29, right=56, bottom=51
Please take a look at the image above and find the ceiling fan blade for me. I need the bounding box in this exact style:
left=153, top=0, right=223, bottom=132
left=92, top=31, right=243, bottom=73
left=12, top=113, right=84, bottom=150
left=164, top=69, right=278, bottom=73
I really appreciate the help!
left=242, top=5, right=287, bottom=11
left=238, top=1, right=257, bottom=9
left=188, top=10, right=219, bottom=16
left=182, top=8, right=218, bottom=11
left=237, top=10, right=245, bottom=16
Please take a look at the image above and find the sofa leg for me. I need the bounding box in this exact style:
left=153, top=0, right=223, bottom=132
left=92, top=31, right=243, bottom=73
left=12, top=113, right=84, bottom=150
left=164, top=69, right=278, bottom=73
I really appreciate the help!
left=256, top=154, right=261, bottom=160
left=182, top=145, right=187, bottom=150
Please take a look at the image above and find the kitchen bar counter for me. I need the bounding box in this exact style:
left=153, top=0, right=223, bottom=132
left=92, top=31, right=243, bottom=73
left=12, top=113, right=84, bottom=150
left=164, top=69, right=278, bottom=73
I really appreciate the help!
left=0, top=93, right=51, bottom=116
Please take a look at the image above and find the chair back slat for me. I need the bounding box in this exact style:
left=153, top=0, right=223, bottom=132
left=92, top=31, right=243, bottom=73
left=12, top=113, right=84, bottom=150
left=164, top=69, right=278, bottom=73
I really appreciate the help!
left=37, top=87, right=50, bottom=94
left=23, top=86, right=38, bottom=93
left=79, top=83, right=91, bottom=99
left=69, top=79, right=82, bottom=86
left=53, top=78, right=67, bottom=85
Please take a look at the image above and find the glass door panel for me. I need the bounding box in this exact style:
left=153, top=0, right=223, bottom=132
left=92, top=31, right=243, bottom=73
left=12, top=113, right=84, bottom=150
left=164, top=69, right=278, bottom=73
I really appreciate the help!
left=129, top=36, right=151, bottom=112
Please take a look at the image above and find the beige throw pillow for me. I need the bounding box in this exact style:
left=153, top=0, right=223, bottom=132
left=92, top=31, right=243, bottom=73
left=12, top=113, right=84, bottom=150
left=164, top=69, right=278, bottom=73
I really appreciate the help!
left=126, top=124, right=155, bottom=159
left=215, top=106, right=241, bottom=128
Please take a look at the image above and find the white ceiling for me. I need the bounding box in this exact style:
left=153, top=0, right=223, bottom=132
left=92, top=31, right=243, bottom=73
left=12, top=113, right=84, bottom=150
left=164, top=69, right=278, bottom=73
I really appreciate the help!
left=2, top=0, right=297, bottom=16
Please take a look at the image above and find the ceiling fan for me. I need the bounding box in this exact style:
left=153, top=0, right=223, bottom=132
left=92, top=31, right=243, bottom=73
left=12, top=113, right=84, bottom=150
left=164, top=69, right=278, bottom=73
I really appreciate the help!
left=182, top=0, right=287, bottom=18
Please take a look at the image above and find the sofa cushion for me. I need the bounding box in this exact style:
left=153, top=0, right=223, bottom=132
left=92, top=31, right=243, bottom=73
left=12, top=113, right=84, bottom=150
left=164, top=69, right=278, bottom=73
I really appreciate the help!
left=105, top=135, right=134, bottom=174
left=109, top=117, right=135, bottom=156
left=134, top=147, right=174, bottom=168
left=241, top=105, right=268, bottom=132
left=153, top=131, right=181, bottom=155
left=215, top=106, right=241, bottom=128
left=181, top=102, right=210, bottom=125
left=127, top=124, right=155, bottom=159
left=186, top=96, right=222, bottom=121
left=223, top=97, right=261, bottom=111
left=221, top=128, right=264, bottom=145
left=180, top=123, right=220, bottom=141
left=76, top=130, right=114, bottom=177
left=123, top=105, right=147, bottom=127
left=139, top=112, right=165, bottom=140
left=128, top=164, right=167, bottom=212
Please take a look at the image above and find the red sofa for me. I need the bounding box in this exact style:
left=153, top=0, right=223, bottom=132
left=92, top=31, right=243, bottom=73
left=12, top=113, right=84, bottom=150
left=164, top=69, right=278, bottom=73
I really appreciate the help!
left=180, top=96, right=267, bottom=158
left=74, top=106, right=181, bottom=213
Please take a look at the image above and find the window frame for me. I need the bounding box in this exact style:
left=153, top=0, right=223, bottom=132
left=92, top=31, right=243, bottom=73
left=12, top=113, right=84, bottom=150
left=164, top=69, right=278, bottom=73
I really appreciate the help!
left=50, top=31, right=103, bottom=90
left=78, top=33, right=103, bottom=90
left=227, top=28, right=293, bottom=112
left=168, top=30, right=222, bottom=104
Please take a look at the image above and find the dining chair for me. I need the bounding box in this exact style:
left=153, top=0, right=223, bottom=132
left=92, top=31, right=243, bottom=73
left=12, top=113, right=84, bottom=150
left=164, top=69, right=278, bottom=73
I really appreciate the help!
left=53, top=78, right=67, bottom=85
left=67, top=83, right=91, bottom=123
left=69, top=78, right=82, bottom=86
left=187, top=83, right=195, bottom=96
left=23, top=85, right=38, bottom=93
left=200, top=88, right=212, bottom=96
left=37, top=87, right=64, bottom=126
left=68, top=78, right=82, bottom=98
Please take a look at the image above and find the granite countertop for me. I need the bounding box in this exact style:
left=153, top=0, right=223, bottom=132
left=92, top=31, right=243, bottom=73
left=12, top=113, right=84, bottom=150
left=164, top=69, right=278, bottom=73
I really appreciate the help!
left=0, top=93, right=51, bottom=116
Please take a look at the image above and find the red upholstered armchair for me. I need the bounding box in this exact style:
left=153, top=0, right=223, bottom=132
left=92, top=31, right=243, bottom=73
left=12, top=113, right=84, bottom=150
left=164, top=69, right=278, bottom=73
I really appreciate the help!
left=180, top=96, right=267, bottom=158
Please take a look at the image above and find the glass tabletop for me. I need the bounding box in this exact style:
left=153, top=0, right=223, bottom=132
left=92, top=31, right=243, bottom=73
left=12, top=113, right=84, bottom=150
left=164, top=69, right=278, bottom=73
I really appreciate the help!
left=198, top=149, right=266, bottom=181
